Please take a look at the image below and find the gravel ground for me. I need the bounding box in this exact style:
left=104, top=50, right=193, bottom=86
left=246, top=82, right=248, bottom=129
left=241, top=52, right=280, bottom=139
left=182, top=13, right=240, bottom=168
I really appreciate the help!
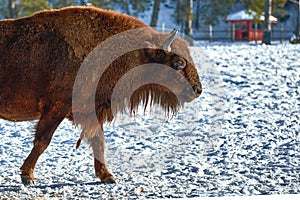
left=0, top=42, right=299, bottom=199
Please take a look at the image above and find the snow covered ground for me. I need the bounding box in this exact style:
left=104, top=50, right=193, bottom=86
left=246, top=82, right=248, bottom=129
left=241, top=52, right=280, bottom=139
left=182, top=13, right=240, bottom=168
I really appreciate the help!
left=0, top=42, right=299, bottom=199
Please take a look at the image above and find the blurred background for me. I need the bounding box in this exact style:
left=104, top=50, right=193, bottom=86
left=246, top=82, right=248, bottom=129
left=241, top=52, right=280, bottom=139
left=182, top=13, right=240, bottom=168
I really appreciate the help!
left=0, top=0, right=299, bottom=42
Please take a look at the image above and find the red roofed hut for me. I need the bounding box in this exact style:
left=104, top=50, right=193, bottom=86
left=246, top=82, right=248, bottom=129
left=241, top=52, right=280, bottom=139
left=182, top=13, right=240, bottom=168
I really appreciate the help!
left=226, top=10, right=278, bottom=41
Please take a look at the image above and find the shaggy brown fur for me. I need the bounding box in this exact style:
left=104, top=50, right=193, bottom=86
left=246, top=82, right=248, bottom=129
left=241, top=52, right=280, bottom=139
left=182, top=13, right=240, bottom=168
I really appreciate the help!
left=0, top=6, right=202, bottom=185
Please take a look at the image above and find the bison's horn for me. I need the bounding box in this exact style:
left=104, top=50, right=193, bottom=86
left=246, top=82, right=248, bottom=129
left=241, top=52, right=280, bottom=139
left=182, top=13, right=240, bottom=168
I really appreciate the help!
left=162, top=29, right=178, bottom=52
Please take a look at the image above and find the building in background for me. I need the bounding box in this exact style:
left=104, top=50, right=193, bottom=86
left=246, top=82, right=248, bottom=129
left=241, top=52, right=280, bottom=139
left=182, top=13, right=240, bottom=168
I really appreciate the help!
left=226, top=10, right=277, bottom=42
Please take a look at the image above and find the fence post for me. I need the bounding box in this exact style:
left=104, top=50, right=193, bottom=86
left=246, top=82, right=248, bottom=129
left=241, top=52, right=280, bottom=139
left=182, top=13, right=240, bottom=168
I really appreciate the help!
left=280, top=23, right=283, bottom=43
left=255, top=23, right=258, bottom=44
left=231, top=23, right=235, bottom=42
left=209, top=25, right=213, bottom=41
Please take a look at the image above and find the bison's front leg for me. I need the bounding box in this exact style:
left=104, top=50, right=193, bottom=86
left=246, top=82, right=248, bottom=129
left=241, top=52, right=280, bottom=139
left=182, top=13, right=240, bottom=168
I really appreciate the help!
left=20, top=105, right=66, bottom=186
left=88, top=129, right=115, bottom=184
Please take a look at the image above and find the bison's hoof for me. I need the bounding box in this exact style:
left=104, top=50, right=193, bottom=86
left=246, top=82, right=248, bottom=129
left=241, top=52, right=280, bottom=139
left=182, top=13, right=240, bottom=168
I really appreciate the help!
left=101, top=177, right=116, bottom=184
left=21, top=177, right=34, bottom=186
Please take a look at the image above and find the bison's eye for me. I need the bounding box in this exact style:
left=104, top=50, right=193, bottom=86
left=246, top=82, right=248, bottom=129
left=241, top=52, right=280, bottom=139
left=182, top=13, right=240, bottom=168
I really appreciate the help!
left=173, top=60, right=186, bottom=70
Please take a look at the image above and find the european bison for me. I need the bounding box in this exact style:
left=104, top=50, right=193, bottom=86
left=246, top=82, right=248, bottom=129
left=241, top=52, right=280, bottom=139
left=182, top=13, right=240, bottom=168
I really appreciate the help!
left=0, top=6, right=202, bottom=185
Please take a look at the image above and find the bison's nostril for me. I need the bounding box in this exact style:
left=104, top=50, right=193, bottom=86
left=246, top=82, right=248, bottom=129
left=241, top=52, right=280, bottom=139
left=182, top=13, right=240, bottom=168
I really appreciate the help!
left=192, top=85, right=202, bottom=96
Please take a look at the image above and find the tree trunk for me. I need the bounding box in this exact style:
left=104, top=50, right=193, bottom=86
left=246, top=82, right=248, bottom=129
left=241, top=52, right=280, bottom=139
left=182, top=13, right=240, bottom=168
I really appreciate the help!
left=195, top=0, right=200, bottom=30
left=150, top=0, right=161, bottom=27
left=125, top=0, right=131, bottom=15
left=184, top=0, right=193, bottom=43
left=262, top=0, right=272, bottom=45
left=296, top=0, right=300, bottom=38
left=8, top=0, right=14, bottom=18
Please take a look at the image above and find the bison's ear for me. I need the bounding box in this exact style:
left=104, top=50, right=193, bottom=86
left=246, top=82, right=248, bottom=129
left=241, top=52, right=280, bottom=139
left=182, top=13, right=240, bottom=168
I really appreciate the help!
left=162, top=29, right=178, bottom=53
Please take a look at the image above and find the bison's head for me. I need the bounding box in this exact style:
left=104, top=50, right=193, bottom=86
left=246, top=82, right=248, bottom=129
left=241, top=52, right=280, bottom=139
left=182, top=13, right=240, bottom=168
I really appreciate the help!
left=122, top=29, right=202, bottom=116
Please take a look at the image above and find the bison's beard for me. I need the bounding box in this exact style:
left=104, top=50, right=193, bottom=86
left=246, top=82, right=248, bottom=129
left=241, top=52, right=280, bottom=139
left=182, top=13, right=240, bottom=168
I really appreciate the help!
left=128, top=84, right=182, bottom=118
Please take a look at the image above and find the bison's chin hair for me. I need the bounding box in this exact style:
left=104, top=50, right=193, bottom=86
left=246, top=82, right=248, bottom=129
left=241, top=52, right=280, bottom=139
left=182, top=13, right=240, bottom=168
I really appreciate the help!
left=128, top=84, right=182, bottom=119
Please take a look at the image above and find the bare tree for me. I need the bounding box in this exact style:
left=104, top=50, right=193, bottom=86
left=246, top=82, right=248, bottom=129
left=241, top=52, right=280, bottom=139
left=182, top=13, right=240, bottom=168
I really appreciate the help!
left=262, top=0, right=272, bottom=44
left=184, top=0, right=193, bottom=42
left=150, top=0, right=161, bottom=27
left=295, top=0, right=300, bottom=38
left=8, top=0, right=15, bottom=18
